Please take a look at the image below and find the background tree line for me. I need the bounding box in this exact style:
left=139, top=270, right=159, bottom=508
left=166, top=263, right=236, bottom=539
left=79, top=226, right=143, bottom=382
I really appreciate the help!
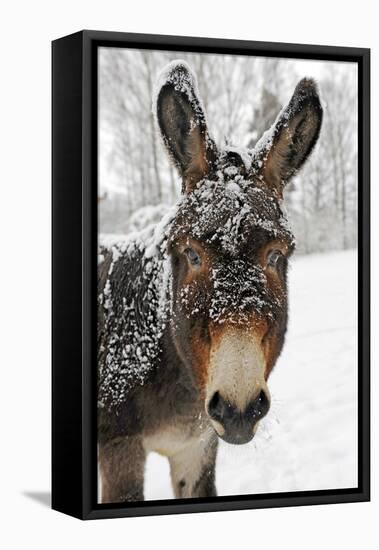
left=99, top=48, right=358, bottom=254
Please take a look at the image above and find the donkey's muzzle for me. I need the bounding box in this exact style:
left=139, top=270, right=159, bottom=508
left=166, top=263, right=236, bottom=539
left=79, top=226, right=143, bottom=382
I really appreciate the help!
left=207, top=389, right=270, bottom=445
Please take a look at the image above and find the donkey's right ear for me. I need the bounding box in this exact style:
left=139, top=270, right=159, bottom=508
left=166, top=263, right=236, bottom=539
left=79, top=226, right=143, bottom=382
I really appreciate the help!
left=155, top=61, right=217, bottom=193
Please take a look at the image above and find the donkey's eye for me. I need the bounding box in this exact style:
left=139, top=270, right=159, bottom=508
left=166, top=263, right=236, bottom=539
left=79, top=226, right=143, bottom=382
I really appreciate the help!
left=184, top=247, right=201, bottom=267
left=267, top=250, right=283, bottom=268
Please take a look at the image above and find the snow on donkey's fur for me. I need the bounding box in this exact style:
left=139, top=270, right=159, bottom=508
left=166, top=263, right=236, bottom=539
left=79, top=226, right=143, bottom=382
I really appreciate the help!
left=97, top=60, right=323, bottom=502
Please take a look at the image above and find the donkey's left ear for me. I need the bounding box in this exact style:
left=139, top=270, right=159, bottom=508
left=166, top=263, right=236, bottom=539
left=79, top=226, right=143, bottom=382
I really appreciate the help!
left=256, top=78, right=323, bottom=196
left=155, top=61, right=217, bottom=193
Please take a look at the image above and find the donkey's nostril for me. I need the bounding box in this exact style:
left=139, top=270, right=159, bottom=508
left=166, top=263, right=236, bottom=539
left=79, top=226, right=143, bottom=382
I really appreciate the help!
left=207, top=391, right=224, bottom=422
left=246, top=389, right=270, bottom=421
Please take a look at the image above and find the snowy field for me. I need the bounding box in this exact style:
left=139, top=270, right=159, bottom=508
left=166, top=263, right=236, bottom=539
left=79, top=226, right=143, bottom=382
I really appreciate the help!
left=144, top=249, right=358, bottom=499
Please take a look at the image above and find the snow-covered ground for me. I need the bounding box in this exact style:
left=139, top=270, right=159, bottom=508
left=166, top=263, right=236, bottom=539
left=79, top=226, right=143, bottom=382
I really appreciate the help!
left=145, top=249, right=358, bottom=499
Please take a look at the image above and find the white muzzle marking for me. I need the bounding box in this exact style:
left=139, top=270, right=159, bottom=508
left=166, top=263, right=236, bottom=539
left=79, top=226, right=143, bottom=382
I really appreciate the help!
left=206, top=329, right=269, bottom=414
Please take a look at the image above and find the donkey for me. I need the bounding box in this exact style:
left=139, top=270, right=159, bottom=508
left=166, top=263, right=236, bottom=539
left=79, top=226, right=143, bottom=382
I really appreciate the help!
left=98, top=60, right=322, bottom=502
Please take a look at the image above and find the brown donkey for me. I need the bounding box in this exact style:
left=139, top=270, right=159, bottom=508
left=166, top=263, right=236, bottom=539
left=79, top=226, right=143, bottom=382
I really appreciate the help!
left=98, top=61, right=323, bottom=502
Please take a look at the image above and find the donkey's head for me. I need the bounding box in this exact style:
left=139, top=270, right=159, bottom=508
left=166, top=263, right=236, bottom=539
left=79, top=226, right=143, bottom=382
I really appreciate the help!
left=156, top=61, right=322, bottom=444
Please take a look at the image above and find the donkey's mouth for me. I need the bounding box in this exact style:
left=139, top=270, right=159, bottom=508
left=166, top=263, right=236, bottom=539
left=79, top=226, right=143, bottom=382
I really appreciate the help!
left=213, top=422, right=257, bottom=445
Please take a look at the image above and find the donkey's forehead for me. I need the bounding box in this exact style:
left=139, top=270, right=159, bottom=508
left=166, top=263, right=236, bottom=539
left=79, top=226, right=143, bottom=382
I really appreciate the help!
left=170, top=177, right=294, bottom=255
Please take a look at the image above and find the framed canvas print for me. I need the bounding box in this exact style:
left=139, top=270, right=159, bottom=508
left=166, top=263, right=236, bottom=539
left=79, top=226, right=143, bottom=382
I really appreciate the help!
left=52, top=30, right=370, bottom=519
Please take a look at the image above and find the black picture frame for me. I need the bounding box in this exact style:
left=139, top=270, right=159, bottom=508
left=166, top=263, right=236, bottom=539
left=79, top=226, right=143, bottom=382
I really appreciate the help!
left=52, top=30, right=370, bottom=520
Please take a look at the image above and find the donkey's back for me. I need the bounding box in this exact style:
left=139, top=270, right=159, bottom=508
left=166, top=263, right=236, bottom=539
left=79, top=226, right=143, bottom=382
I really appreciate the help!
left=97, top=231, right=167, bottom=416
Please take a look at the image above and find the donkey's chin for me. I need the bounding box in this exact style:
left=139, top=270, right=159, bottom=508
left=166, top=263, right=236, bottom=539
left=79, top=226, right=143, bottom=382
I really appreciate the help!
left=209, top=418, right=259, bottom=445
